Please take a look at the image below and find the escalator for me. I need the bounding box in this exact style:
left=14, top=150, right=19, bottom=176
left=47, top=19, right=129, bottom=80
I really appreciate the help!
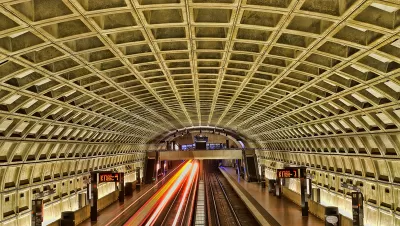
left=144, top=158, right=156, bottom=184
left=242, top=150, right=259, bottom=182
left=246, top=156, right=258, bottom=182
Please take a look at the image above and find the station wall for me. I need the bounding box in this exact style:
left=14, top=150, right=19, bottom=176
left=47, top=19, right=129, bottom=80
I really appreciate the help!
left=0, top=141, right=147, bottom=226
left=258, top=149, right=400, bottom=226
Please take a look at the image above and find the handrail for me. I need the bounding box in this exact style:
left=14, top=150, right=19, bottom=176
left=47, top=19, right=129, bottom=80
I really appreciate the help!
left=153, top=148, right=255, bottom=152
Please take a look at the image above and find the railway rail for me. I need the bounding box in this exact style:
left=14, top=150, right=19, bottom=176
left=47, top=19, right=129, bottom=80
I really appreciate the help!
left=124, top=160, right=199, bottom=226
left=104, top=161, right=258, bottom=226
left=206, top=169, right=260, bottom=226
left=157, top=161, right=199, bottom=226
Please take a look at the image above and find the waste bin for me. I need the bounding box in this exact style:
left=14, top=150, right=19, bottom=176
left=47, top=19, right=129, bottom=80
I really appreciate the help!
left=125, top=182, right=133, bottom=196
left=325, top=206, right=340, bottom=226
left=268, top=180, right=276, bottom=193
left=275, top=182, right=281, bottom=197
left=261, top=180, right=266, bottom=188
left=61, top=211, right=75, bottom=226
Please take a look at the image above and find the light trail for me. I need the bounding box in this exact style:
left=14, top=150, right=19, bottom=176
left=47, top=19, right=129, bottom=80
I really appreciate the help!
left=144, top=163, right=192, bottom=226
left=105, top=161, right=187, bottom=226
left=124, top=160, right=192, bottom=226
left=171, top=161, right=199, bottom=226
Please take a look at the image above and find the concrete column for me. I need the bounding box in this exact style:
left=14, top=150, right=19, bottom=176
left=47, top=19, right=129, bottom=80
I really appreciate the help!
left=119, top=173, right=124, bottom=203
left=275, top=179, right=282, bottom=197
left=90, top=172, right=98, bottom=221
left=300, top=168, right=308, bottom=216
left=136, top=167, right=141, bottom=184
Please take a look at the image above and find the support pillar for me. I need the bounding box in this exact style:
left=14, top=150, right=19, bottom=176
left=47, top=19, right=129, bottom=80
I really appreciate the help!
left=166, top=141, right=170, bottom=150
left=300, top=168, right=308, bottom=216
left=90, top=172, right=98, bottom=221
left=155, top=151, right=160, bottom=182
left=136, top=167, right=141, bottom=191
left=352, top=192, right=364, bottom=226
left=226, top=139, right=230, bottom=149
left=136, top=167, right=141, bottom=184
left=164, top=160, right=168, bottom=173
left=260, top=165, right=265, bottom=181
left=275, top=178, right=282, bottom=197
left=31, top=199, right=43, bottom=226
left=172, top=141, right=176, bottom=151
left=119, top=173, right=124, bottom=203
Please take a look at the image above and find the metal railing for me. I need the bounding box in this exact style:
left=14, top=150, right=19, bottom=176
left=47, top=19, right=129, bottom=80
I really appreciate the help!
left=153, top=148, right=255, bottom=152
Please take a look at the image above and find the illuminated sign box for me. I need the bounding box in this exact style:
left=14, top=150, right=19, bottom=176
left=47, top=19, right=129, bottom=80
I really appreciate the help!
left=277, top=169, right=299, bottom=178
left=195, top=135, right=208, bottom=142
left=99, top=173, right=120, bottom=182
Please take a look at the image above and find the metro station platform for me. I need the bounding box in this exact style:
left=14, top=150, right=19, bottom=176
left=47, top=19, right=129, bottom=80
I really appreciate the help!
left=78, top=183, right=153, bottom=226
left=77, top=164, right=181, bottom=226
left=221, top=167, right=324, bottom=226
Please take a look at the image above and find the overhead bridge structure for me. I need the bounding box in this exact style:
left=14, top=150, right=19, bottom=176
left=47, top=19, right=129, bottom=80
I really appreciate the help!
left=155, top=149, right=243, bottom=160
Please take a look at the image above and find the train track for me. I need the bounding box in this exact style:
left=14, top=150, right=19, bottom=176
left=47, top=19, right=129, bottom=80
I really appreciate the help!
left=153, top=161, right=199, bottom=226
left=206, top=170, right=260, bottom=226
left=156, top=175, right=188, bottom=226
left=124, top=161, right=198, bottom=226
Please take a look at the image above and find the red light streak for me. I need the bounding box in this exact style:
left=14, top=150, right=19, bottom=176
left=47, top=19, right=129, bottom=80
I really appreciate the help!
left=123, top=161, right=192, bottom=226
left=172, top=162, right=198, bottom=226
left=145, top=163, right=192, bottom=226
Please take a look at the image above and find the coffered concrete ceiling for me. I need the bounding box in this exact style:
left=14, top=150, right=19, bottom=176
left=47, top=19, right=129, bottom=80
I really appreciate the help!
left=0, top=1, right=400, bottom=224
left=0, top=0, right=399, bottom=146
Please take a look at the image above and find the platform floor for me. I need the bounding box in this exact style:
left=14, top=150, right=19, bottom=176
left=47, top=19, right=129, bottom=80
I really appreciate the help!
left=79, top=183, right=153, bottom=226
left=222, top=167, right=324, bottom=226
left=79, top=164, right=181, bottom=226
